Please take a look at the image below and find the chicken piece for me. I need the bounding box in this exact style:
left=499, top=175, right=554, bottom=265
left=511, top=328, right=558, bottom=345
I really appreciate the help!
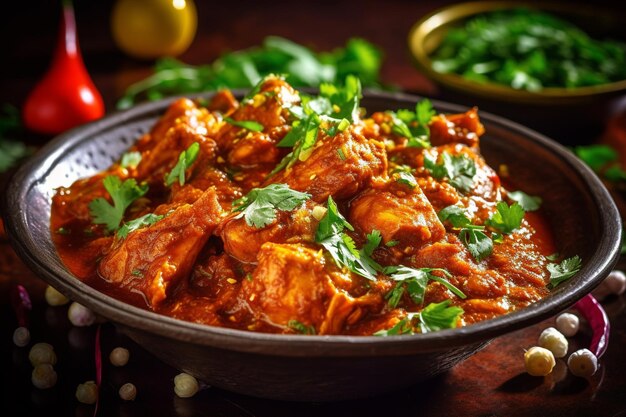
left=217, top=201, right=320, bottom=263
left=267, top=127, right=388, bottom=203
left=52, top=167, right=128, bottom=224
left=215, top=76, right=300, bottom=167
left=133, top=98, right=222, bottom=154
left=349, top=182, right=445, bottom=250
left=170, top=165, right=242, bottom=210
left=429, top=107, right=484, bottom=147
left=240, top=243, right=383, bottom=334
left=206, top=89, right=238, bottom=115
left=97, top=187, right=223, bottom=308
left=135, top=123, right=218, bottom=189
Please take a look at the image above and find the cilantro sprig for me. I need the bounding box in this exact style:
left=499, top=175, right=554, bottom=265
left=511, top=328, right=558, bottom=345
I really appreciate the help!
left=315, top=196, right=381, bottom=280
left=288, top=320, right=316, bottom=335
left=574, top=144, right=626, bottom=184
left=548, top=256, right=582, bottom=288
left=270, top=76, right=362, bottom=176
left=0, top=104, right=33, bottom=173
left=89, top=176, right=149, bottom=232
left=383, top=265, right=466, bottom=308
left=165, top=142, right=200, bottom=187
left=117, top=212, right=164, bottom=239
left=424, top=152, right=476, bottom=193
left=374, top=300, right=463, bottom=336
left=231, top=183, right=311, bottom=228
left=486, top=202, right=525, bottom=234
left=387, top=99, right=435, bottom=148
left=438, top=205, right=493, bottom=262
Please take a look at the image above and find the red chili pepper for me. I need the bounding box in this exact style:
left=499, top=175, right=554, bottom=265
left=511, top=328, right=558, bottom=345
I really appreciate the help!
left=22, top=0, right=104, bottom=135
left=574, top=293, right=610, bottom=358
left=10, top=284, right=32, bottom=327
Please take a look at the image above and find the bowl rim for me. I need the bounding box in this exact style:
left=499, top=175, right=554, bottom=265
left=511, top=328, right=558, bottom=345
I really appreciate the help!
left=408, top=1, right=626, bottom=103
left=2, top=89, right=621, bottom=357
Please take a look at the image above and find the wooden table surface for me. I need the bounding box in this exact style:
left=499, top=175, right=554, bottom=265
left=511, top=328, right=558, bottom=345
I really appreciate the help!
left=1, top=1, right=625, bottom=416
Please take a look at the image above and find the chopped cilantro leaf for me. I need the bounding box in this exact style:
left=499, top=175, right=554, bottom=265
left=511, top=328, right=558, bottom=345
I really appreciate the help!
left=120, top=151, right=142, bottom=169
left=89, top=176, right=149, bottom=232
left=459, top=228, right=493, bottom=262
left=224, top=117, right=264, bottom=132
left=486, top=202, right=525, bottom=234
left=315, top=197, right=380, bottom=280
left=548, top=256, right=582, bottom=288
left=387, top=99, right=434, bottom=148
left=117, top=212, right=164, bottom=239
left=575, top=145, right=619, bottom=172
left=165, top=142, right=200, bottom=186
left=383, top=265, right=465, bottom=307
left=374, top=300, right=463, bottom=336
left=508, top=190, right=542, bottom=211
left=418, top=300, right=464, bottom=333
left=424, top=152, right=476, bottom=193
left=288, top=320, right=316, bottom=335
left=392, top=166, right=417, bottom=189
left=385, top=240, right=399, bottom=247
left=437, top=205, right=471, bottom=228
left=232, top=183, right=311, bottom=228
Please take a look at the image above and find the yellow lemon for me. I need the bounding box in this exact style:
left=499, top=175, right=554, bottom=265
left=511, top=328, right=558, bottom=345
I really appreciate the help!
left=111, top=0, right=197, bottom=59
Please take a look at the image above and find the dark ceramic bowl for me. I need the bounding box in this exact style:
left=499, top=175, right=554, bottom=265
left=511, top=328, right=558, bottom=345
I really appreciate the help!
left=2, top=91, right=621, bottom=401
left=408, top=1, right=626, bottom=144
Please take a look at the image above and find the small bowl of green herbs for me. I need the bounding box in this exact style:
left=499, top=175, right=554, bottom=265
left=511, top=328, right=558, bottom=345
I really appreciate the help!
left=409, top=1, right=626, bottom=144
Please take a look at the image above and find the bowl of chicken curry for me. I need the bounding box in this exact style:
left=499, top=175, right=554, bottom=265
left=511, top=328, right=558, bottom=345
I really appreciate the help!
left=2, top=75, right=620, bottom=400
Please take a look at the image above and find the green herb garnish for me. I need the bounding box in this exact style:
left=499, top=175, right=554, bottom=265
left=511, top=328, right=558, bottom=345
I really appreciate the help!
left=486, top=202, right=525, bottom=234
left=165, top=142, right=200, bottom=186
left=288, top=320, right=316, bottom=335
left=374, top=300, right=463, bottom=336
left=120, top=151, right=142, bottom=169
left=431, top=8, right=626, bottom=91
left=231, top=183, right=311, bottom=228
left=117, top=213, right=164, bottom=239
left=508, top=190, right=542, bottom=211
left=0, top=104, right=32, bottom=173
left=548, top=256, right=582, bottom=288
left=391, top=165, right=417, bottom=189
left=224, top=117, right=264, bottom=132
left=315, top=196, right=381, bottom=280
left=424, top=152, right=476, bottom=193
left=89, top=176, right=149, bottom=232
left=117, top=37, right=383, bottom=109
left=438, top=205, right=493, bottom=261
left=383, top=265, right=466, bottom=307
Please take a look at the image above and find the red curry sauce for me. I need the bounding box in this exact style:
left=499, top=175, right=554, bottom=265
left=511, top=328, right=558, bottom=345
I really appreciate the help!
left=50, top=77, right=555, bottom=335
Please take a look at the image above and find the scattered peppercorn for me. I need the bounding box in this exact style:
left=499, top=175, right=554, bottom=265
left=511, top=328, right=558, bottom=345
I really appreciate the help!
left=119, top=382, right=137, bottom=401
left=29, top=342, right=57, bottom=366
left=44, top=285, right=70, bottom=306
left=75, top=380, right=99, bottom=404
left=555, top=312, right=580, bottom=337
left=31, top=364, right=58, bottom=389
left=174, top=373, right=199, bottom=398
left=109, top=347, right=130, bottom=367
left=68, top=302, right=96, bottom=327
left=13, top=326, right=31, bottom=347
left=538, top=327, right=568, bottom=358
left=567, top=348, right=598, bottom=377
left=524, top=346, right=556, bottom=376
left=604, top=270, right=626, bottom=296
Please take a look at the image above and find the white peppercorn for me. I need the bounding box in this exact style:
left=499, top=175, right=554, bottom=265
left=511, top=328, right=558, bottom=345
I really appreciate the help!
left=524, top=346, right=556, bottom=376
left=32, top=364, right=57, bottom=389
left=44, top=285, right=70, bottom=306
left=13, top=326, right=31, bottom=347
left=555, top=312, right=579, bottom=337
left=119, top=382, right=137, bottom=401
left=75, top=381, right=99, bottom=404
left=567, top=348, right=598, bottom=377
left=29, top=342, right=57, bottom=366
left=68, top=302, right=96, bottom=327
left=538, top=327, right=568, bottom=358
left=174, top=373, right=199, bottom=398
left=109, top=347, right=130, bottom=367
